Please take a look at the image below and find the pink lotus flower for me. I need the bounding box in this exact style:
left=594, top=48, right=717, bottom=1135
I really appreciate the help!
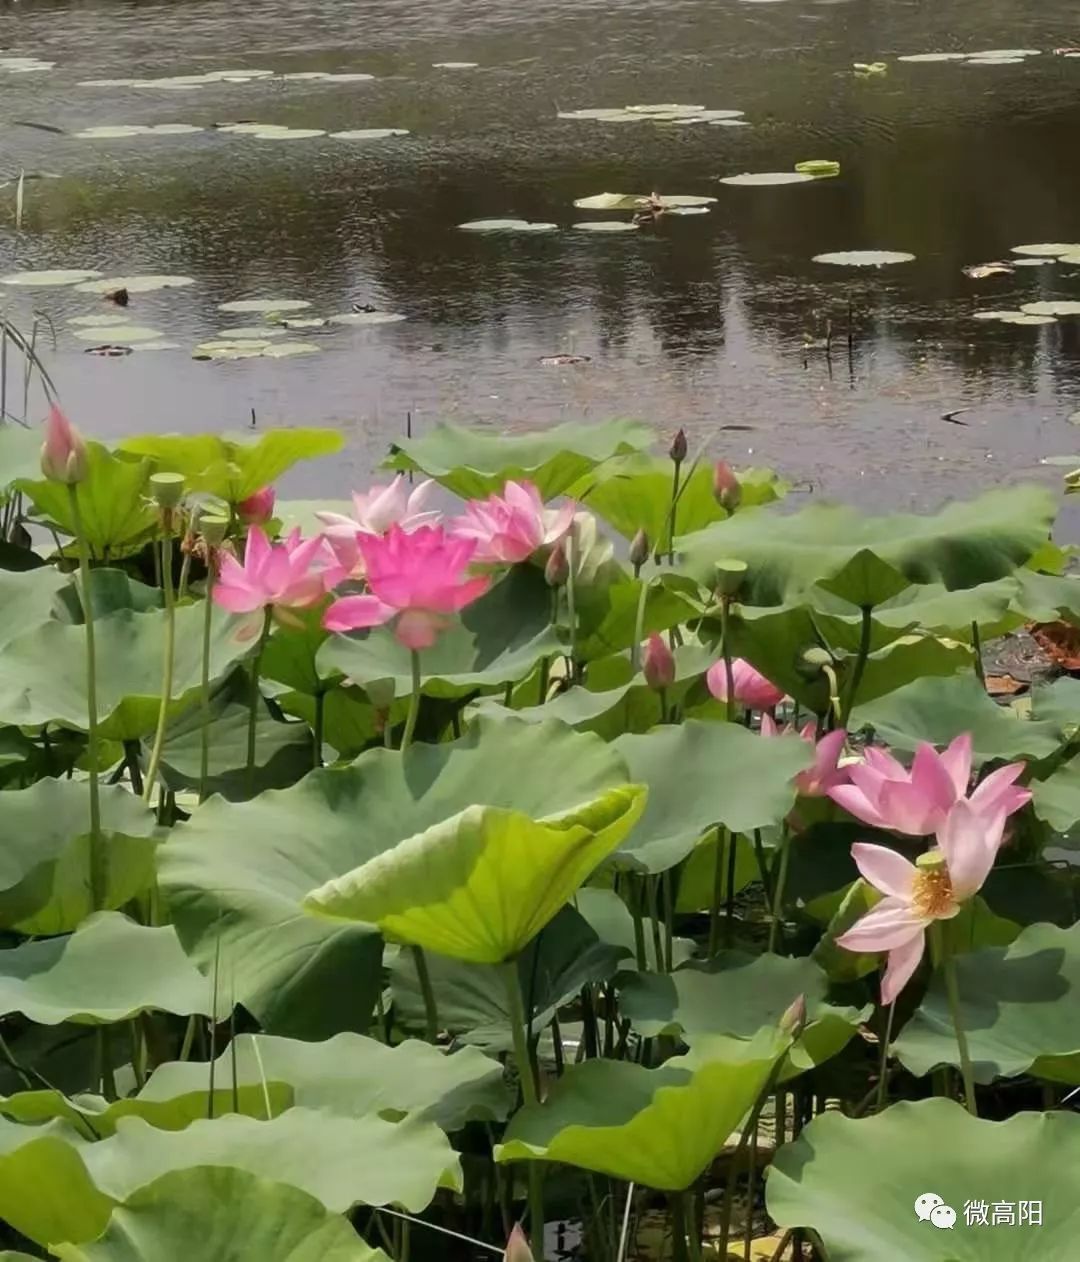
left=761, top=715, right=848, bottom=797
left=713, top=460, right=741, bottom=512
left=213, top=526, right=337, bottom=630
left=828, top=733, right=1030, bottom=838
left=643, top=633, right=675, bottom=690
left=237, top=486, right=276, bottom=525
left=837, top=800, right=1007, bottom=1003
left=706, top=658, right=785, bottom=711
left=316, top=476, right=441, bottom=577
left=323, top=524, right=489, bottom=650
left=451, top=480, right=575, bottom=565
left=41, top=404, right=88, bottom=485
left=504, top=1224, right=534, bottom=1262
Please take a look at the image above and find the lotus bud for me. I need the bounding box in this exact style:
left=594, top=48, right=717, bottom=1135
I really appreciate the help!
left=669, top=427, right=688, bottom=465
left=643, top=632, right=675, bottom=690
left=629, top=527, right=650, bottom=570
left=779, top=993, right=808, bottom=1041
left=795, top=644, right=833, bottom=681
left=504, top=1224, right=535, bottom=1262
left=713, top=460, right=742, bottom=513
left=150, top=472, right=186, bottom=510
left=40, top=404, right=88, bottom=485
left=714, top=558, right=747, bottom=599
left=545, top=540, right=569, bottom=588
left=237, top=485, right=276, bottom=526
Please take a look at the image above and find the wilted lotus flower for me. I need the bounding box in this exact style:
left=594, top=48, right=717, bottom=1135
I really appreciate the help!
left=706, top=658, right=785, bottom=711
left=323, top=524, right=489, bottom=650
left=40, top=404, right=88, bottom=485
left=451, top=479, right=575, bottom=565
left=237, top=485, right=276, bottom=525
left=643, top=633, right=675, bottom=690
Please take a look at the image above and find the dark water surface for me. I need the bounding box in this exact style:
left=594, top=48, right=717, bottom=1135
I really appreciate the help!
left=2, top=0, right=1080, bottom=509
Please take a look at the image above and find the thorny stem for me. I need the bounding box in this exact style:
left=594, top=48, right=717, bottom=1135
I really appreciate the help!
left=68, top=485, right=105, bottom=909
left=143, top=533, right=177, bottom=803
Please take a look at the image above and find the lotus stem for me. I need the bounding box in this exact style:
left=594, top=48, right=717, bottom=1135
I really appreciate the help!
left=971, top=620, right=986, bottom=688
left=177, top=549, right=192, bottom=602
left=503, top=961, right=545, bottom=1242
left=565, top=529, right=578, bottom=680
left=246, top=607, right=273, bottom=794
left=708, top=826, right=725, bottom=957
left=767, top=827, right=792, bottom=954
left=401, top=649, right=422, bottom=752
left=629, top=575, right=651, bottom=674
left=719, top=595, right=735, bottom=722
left=662, top=870, right=675, bottom=972
left=198, top=567, right=215, bottom=804
left=616, top=1183, right=636, bottom=1262
left=412, top=945, right=439, bottom=1043
left=666, top=459, right=681, bottom=564
left=313, top=687, right=325, bottom=768
left=724, top=828, right=739, bottom=947
left=933, top=921, right=978, bottom=1115
left=876, top=1001, right=896, bottom=1112
left=142, top=534, right=177, bottom=803
left=840, top=604, right=873, bottom=725
left=67, top=485, right=105, bottom=910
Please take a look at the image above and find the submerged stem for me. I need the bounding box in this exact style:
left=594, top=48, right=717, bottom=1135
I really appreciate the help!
left=68, top=485, right=105, bottom=910
left=143, top=534, right=177, bottom=803
left=401, top=649, right=422, bottom=752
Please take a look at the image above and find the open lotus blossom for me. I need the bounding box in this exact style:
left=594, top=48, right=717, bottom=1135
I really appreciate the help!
left=706, top=658, right=785, bottom=711
left=761, top=715, right=848, bottom=797
left=837, top=800, right=1008, bottom=1003
left=40, top=404, right=88, bottom=485
left=213, top=526, right=339, bottom=633
left=451, top=479, right=575, bottom=565
left=316, top=475, right=441, bottom=576
left=236, top=485, right=276, bottom=525
left=828, top=732, right=1030, bottom=837
left=323, top=524, right=489, bottom=649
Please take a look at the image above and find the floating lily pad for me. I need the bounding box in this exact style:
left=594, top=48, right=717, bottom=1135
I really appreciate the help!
left=262, top=341, right=321, bottom=357
left=1059, top=252, right=1080, bottom=265
left=458, top=218, right=558, bottom=232
left=67, top=314, right=131, bottom=327
left=968, top=48, right=1041, bottom=58
left=2, top=269, right=103, bottom=287
left=279, top=71, right=374, bottom=81
left=720, top=171, right=816, bottom=186
left=193, top=343, right=265, bottom=361
left=327, top=312, right=407, bottom=325
left=572, top=221, right=640, bottom=232
left=1012, top=257, right=1057, bottom=266
left=149, top=123, right=203, bottom=134
left=216, top=122, right=279, bottom=134
left=216, top=326, right=288, bottom=339
left=1021, top=301, right=1080, bottom=316
left=967, top=56, right=1026, bottom=65
left=897, top=52, right=969, bottom=62
left=1000, top=313, right=1057, bottom=325
left=666, top=206, right=710, bottom=216
left=1011, top=243, right=1080, bottom=256
left=557, top=108, right=644, bottom=121
left=75, top=275, right=195, bottom=294
left=625, top=103, right=705, bottom=114
left=329, top=128, right=409, bottom=140
left=219, top=298, right=312, bottom=313
left=252, top=128, right=327, bottom=140
left=78, top=78, right=141, bottom=86
left=812, top=249, right=916, bottom=266
left=709, top=118, right=750, bottom=126
left=72, top=325, right=166, bottom=344
left=432, top=62, right=478, bottom=69
left=131, top=341, right=182, bottom=352
left=74, top=125, right=149, bottom=138
left=279, top=317, right=329, bottom=329
left=795, top=159, right=841, bottom=177
left=573, top=193, right=716, bottom=210
left=971, top=308, right=1027, bottom=320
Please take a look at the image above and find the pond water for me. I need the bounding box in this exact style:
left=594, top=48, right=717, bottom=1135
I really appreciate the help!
left=2, top=0, right=1080, bottom=509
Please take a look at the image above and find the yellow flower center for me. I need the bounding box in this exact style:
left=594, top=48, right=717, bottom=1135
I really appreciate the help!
left=911, top=858, right=956, bottom=920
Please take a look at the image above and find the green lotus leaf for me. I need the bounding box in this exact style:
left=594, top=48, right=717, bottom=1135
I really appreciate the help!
left=609, top=720, right=812, bottom=874
left=1032, top=675, right=1080, bottom=732
left=53, top=568, right=163, bottom=621
left=82, top=1110, right=461, bottom=1217
left=575, top=570, right=700, bottom=663
left=117, top=429, right=344, bottom=502
left=0, top=778, right=159, bottom=933
left=574, top=888, right=696, bottom=971
left=0, top=1115, right=106, bottom=1245
left=569, top=454, right=786, bottom=545
left=863, top=575, right=1022, bottom=637
left=0, top=601, right=252, bottom=740
left=0, top=912, right=211, bottom=1024
left=617, top=952, right=867, bottom=1075
left=384, top=417, right=655, bottom=499
left=51, top=1166, right=389, bottom=1261
left=496, top=1027, right=788, bottom=1189
left=318, top=565, right=562, bottom=699
left=390, top=903, right=627, bottom=1050
left=134, top=1031, right=509, bottom=1130
left=0, top=422, right=46, bottom=494
left=304, top=785, right=646, bottom=963
left=161, top=716, right=634, bottom=1033
left=851, top=673, right=1064, bottom=762
left=894, top=920, right=1080, bottom=1084
left=813, top=548, right=912, bottom=608
left=1032, top=754, right=1080, bottom=832
left=261, top=605, right=331, bottom=696
left=677, top=484, right=1056, bottom=605
left=0, top=566, right=68, bottom=649
left=768, top=1098, right=1080, bottom=1260
left=158, top=700, right=314, bottom=801
left=476, top=644, right=713, bottom=740
left=17, top=443, right=156, bottom=559
left=1012, top=569, right=1080, bottom=625
left=278, top=686, right=378, bottom=759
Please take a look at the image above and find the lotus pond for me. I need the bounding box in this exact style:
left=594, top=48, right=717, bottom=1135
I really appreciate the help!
left=2, top=410, right=1080, bottom=1260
